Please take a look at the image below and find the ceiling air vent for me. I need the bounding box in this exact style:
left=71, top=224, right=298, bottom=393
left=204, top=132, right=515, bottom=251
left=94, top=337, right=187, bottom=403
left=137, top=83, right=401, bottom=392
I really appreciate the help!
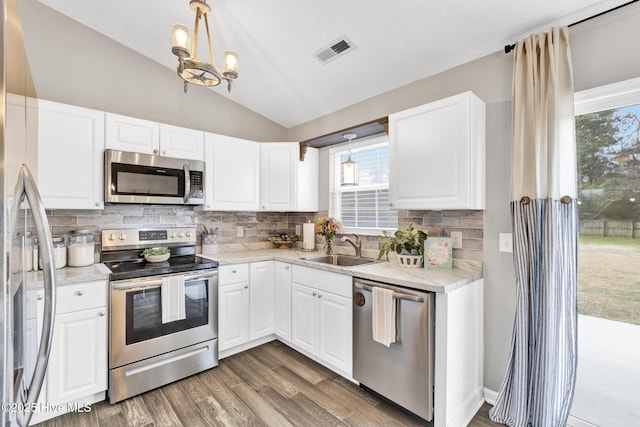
left=313, top=36, right=357, bottom=65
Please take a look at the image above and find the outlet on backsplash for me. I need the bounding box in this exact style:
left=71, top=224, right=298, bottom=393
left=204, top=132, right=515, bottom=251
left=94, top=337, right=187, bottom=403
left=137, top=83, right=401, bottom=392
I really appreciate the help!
left=237, top=226, right=244, bottom=237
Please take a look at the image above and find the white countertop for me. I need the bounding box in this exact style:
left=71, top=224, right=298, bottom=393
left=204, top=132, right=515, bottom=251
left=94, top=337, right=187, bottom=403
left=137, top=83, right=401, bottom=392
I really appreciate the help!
left=201, top=249, right=482, bottom=294
left=24, top=263, right=111, bottom=290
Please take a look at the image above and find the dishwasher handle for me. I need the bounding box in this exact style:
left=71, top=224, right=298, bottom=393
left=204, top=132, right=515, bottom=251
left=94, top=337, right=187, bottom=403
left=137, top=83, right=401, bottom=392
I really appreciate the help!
left=354, top=281, right=424, bottom=303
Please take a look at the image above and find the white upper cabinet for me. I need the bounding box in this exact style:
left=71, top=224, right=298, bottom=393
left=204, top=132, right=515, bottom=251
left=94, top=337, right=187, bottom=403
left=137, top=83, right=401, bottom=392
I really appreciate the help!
left=37, top=100, right=105, bottom=210
left=105, top=114, right=204, bottom=161
left=105, top=113, right=160, bottom=155
left=260, top=142, right=298, bottom=211
left=296, top=146, right=318, bottom=212
left=159, top=123, right=204, bottom=161
left=203, top=133, right=260, bottom=211
left=389, top=91, right=486, bottom=210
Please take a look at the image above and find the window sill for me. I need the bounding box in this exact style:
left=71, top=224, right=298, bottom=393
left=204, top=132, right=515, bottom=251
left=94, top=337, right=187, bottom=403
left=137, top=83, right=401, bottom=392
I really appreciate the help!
left=340, top=227, right=394, bottom=237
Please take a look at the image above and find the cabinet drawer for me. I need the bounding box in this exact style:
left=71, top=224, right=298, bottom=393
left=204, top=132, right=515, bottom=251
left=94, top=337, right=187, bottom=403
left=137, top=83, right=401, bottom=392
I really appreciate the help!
left=219, top=264, right=249, bottom=285
left=56, top=281, right=107, bottom=314
left=292, top=265, right=351, bottom=298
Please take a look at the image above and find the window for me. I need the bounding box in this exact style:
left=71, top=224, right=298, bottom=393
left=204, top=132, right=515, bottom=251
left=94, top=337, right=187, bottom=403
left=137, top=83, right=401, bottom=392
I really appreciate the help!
left=329, top=134, right=397, bottom=234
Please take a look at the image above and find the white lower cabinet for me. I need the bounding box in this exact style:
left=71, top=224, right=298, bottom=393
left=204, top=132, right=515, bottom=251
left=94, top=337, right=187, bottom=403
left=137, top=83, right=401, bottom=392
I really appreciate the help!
left=218, top=265, right=250, bottom=352
left=218, top=262, right=275, bottom=355
left=249, top=261, right=275, bottom=340
left=31, top=280, right=108, bottom=425
left=290, top=265, right=352, bottom=376
left=274, top=262, right=292, bottom=342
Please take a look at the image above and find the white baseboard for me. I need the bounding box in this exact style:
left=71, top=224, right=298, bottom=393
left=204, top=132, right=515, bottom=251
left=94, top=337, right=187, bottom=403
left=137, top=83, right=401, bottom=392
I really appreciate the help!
left=483, top=387, right=498, bottom=405
left=483, top=388, right=598, bottom=427
left=218, top=335, right=276, bottom=359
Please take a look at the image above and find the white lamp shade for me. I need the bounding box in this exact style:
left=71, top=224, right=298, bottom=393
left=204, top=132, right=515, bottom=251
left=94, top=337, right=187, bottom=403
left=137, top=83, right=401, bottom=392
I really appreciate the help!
left=172, top=24, right=191, bottom=52
left=223, top=50, right=239, bottom=79
left=341, top=157, right=358, bottom=186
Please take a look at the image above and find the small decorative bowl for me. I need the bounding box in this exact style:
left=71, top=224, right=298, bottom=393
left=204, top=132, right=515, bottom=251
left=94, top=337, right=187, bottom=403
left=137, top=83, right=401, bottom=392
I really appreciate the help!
left=144, top=253, right=170, bottom=263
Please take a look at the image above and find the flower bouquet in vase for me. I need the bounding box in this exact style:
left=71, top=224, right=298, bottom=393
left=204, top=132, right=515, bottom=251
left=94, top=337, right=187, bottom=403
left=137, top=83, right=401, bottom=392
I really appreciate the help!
left=315, top=217, right=342, bottom=255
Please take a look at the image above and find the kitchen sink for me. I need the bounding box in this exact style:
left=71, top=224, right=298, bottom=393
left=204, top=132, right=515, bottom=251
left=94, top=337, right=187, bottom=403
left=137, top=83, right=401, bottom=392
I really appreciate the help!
left=303, top=254, right=378, bottom=266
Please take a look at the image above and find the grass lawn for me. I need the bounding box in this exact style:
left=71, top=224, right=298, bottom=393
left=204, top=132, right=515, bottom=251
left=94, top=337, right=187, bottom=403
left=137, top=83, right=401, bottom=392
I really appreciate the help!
left=578, top=235, right=640, bottom=325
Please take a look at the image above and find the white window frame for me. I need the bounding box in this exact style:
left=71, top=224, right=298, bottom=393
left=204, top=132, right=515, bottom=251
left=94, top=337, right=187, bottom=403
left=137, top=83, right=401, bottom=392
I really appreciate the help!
left=329, top=133, right=397, bottom=236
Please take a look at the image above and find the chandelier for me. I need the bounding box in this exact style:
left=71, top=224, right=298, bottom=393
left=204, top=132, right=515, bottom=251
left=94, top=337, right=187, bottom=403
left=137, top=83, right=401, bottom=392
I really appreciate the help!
left=171, top=0, right=239, bottom=93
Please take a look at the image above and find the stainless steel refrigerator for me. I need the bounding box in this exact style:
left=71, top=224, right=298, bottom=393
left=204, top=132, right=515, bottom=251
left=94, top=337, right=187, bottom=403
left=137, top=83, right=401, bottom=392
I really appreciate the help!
left=1, top=0, right=57, bottom=425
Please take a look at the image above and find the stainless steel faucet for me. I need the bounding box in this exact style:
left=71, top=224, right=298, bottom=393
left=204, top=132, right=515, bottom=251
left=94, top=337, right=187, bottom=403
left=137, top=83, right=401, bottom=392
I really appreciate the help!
left=341, top=234, right=362, bottom=257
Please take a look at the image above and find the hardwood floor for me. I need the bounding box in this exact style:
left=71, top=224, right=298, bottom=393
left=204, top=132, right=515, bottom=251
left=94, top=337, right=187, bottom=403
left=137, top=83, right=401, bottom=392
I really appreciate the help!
left=35, top=341, right=503, bottom=427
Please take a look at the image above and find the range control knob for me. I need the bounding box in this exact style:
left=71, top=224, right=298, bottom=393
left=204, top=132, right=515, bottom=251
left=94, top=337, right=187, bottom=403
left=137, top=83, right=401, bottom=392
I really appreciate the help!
left=178, top=232, right=184, bottom=238
left=186, top=231, right=192, bottom=237
left=169, top=232, right=176, bottom=238
left=118, top=233, right=126, bottom=241
left=108, top=233, right=116, bottom=241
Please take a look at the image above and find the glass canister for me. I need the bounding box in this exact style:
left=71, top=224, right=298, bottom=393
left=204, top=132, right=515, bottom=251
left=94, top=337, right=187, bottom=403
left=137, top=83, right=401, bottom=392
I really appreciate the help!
left=24, top=232, right=33, bottom=272
left=52, top=236, right=67, bottom=269
left=37, top=236, right=69, bottom=270
left=67, top=229, right=95, bottom=267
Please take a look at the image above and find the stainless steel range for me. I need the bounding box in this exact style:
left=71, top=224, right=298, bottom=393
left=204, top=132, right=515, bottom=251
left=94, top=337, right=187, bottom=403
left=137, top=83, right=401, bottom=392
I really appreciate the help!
left=101, top=227, right=218, bottom=404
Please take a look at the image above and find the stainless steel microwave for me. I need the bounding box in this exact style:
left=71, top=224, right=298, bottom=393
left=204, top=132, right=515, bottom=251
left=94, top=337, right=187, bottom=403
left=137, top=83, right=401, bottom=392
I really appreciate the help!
left=105, top=149, right=205, bottom=205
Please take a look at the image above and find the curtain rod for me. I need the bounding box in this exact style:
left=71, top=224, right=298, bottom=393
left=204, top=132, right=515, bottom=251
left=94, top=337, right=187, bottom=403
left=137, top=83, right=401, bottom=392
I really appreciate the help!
left=504, top=0, right=639, bottom=53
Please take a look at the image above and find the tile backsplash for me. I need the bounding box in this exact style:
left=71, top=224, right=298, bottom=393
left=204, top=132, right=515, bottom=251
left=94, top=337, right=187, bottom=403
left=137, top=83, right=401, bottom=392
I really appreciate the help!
left=46, top=206, right=482, bottom=263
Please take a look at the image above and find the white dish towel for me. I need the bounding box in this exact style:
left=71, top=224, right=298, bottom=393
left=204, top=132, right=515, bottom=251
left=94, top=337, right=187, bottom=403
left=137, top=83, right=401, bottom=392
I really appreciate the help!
left=372, top=286, right=396, bottom=347
left=161, top=275, right=186, bottom=324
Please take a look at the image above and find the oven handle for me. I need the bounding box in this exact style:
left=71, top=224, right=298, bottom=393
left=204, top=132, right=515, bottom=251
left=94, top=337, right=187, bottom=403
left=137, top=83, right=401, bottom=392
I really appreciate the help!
left=112, top=271, right=217, bottom=291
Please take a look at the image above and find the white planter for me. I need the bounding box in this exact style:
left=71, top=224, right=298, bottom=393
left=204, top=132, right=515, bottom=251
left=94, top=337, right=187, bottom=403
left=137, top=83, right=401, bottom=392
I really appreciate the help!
left=394, top=253, right=423, bottom=268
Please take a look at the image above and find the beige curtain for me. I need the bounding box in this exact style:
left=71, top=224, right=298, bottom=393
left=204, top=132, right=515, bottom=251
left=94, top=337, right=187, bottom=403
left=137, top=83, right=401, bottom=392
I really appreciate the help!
left=490, top=27, right=579, bottom=427
left=511, top=27, right=577, bottom=200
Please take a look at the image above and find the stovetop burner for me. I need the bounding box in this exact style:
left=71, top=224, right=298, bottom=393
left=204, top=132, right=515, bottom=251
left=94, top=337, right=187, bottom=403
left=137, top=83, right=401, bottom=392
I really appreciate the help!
left=106, top=255, right=217, bottom=281
left=101, top=227, right=218, bottom=281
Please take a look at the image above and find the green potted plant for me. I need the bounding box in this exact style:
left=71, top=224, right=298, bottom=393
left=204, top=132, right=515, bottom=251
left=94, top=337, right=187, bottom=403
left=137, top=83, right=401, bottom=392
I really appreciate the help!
left=377, top=224, right=428, bottom=267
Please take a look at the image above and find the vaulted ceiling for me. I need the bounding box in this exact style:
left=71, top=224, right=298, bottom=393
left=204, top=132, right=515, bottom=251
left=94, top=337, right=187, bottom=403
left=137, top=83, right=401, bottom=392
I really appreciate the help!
left=37, top=0, right=631, bottom=128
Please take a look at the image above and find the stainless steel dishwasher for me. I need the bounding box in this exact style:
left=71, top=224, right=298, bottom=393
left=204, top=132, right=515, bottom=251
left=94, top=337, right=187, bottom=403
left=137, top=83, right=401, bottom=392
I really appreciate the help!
left=353, top=278, right=435, bottom=421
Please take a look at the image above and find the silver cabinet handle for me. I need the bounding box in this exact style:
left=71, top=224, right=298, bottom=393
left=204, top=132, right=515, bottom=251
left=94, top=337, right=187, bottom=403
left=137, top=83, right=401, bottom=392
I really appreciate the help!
left=285, top=266, right=290, bottom=270
left=76, top=290, right=84, bottom=296
left=232, top=269, right=237, bottom=273
left=312, top=292, right=317, bottom=297
left=98, top=311, right=106, bottom=317
left=317, top=294, right=322, bottom=299
left=153, top=148, right=159, bottom=154
left=37, top=295, right=43, bottom=300
left=162, top=150, right=167, bottom=155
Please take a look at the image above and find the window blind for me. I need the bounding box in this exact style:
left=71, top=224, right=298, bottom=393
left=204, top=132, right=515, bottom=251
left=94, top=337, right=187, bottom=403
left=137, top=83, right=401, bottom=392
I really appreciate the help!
left=329, top=135, right=397, bottom=232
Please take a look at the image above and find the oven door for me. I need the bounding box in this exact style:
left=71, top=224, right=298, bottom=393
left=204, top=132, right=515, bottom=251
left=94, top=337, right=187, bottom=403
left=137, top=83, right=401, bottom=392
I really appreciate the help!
left=110, top=270, right=217, bottom=368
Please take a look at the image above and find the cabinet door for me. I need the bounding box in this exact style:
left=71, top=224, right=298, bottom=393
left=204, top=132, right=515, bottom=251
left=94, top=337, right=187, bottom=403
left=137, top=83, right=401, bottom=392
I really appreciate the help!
left=297, top=146, right=318, bottom=211
left=204, top=133, right=259, bottom=211
left=46, top=307, right=107, bottom=405
left=249, top=261, right=275, bottom=340
left=37, top=100, right=105, bottom=209
left=317, top=292, right=352, bottom=375
left=218, top=282, right=250, bottom=351
left=259, top=142, right=297, bottom=211
left=389, top=91, right=485, bottom=209
left=274, top=262, right=292, bottom=342
left=105, top=113, right=160, bottom=154
left=291, top=283, right=317, bottom=354
left=6, top=94, right=38, bottom=200
left=160, top=123, right=204, bottom=161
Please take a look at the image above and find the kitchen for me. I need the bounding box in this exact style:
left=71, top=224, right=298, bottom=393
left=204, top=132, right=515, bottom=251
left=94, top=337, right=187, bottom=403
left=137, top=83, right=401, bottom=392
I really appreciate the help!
left=2, top=0, right=640, bottom=426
